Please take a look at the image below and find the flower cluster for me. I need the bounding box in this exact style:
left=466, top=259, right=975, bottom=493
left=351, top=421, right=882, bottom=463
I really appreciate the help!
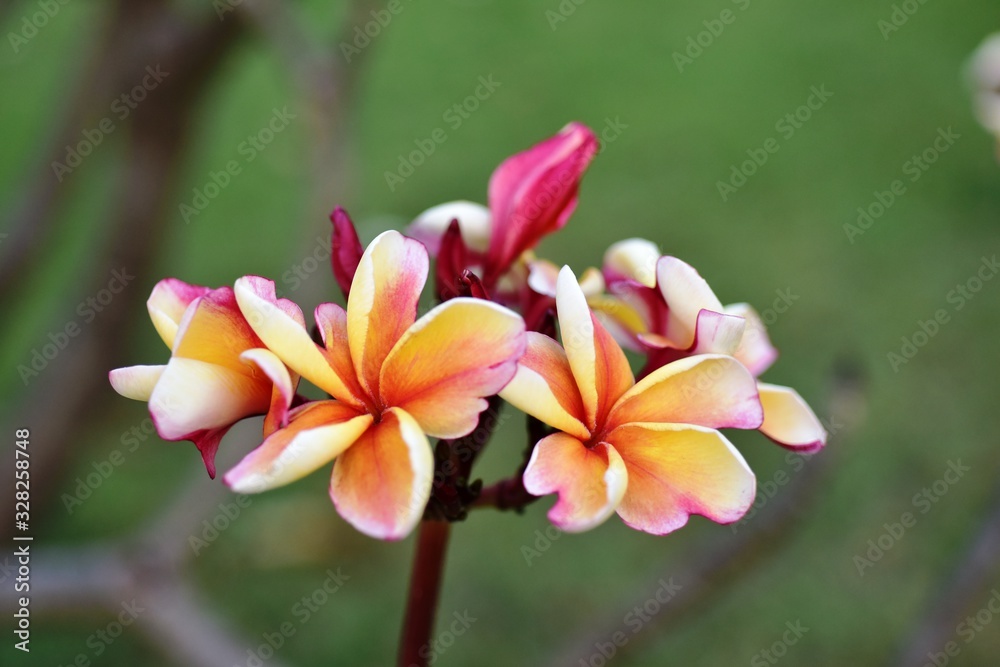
left=111, top=122, right=825, bottom=540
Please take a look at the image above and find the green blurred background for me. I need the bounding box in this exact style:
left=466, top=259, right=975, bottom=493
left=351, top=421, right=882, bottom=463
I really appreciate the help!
left=2, top=0, right=1000, bottom=665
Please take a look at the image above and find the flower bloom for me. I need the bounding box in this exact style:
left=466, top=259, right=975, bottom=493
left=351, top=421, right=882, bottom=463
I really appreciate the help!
left=499, top=266, right=764, bottom=534
left=969, top=34, right=1000, bottom=144
left=598, top=239, right=827, bottom=452
left=224, top=231, right=526, bottom=539
left=407, top=122, right=598, bottom=292
left=109, top=279, right=297, bottom=477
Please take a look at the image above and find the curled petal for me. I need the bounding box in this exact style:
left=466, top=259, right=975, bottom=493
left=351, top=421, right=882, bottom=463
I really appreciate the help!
left=235, top=276, right=361, bottom=406
left=603, top=238, right=661, bottom=288
left=148, top=358, right=270, bottom=440
left=691, top=310, right=747, bottom=357
left=380, top=299, right=525, bottom=439
left=172, top=288, right=260, bottom=372
left=608, top=354, right=763, bottom=431
left=556, top=266, right=633, bottom=430
left=239, top=348, right=297, bottom=436
left=725, top=303, right=779, bottom=377
left=407, top=200, right=492, bottom=255
left=225, top=401, right=372, bottom=493
left=526, top=259, right=560, bottom=297
left=147, top=278, right=212, bottom=349
left=523, top=433, right=627, bottom=532
left=330, top=207, right=364, bottom=301
left=109, top=365, right=165, bottom=401
left=610, top=423, right=755, bottom=534
left=656, top=256, right=724, bottom=349
left=330, top=407, right=433, bottom=540
left=758, top=383, right=827, bottom=452
left=347, top=231, right=429, bottom=397
left=499, top=332, right=589, bottom=441
left=485, top=123, right=598, bottom=281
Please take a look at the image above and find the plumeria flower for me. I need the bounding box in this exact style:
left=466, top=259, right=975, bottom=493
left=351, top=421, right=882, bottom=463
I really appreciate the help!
left=407, top=122, right=598, bottom=293
left=224, top=231, right=526, bottom=540
left=109, top=279, right=297, bottom=477
left=499, top=266, right=764, bottom=534
left=597, top=239, right=827, bottom=452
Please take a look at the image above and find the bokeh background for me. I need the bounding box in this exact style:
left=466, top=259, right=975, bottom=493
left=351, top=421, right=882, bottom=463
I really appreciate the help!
left=2, top=1, right=1000, bottom=665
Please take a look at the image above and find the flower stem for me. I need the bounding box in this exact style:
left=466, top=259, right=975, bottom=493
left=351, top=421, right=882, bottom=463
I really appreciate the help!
left=397, top=519, right=451, bottom=667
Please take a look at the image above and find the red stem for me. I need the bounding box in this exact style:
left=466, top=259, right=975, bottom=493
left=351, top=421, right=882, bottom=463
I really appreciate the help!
left=397, top=520, right=451, bottom=667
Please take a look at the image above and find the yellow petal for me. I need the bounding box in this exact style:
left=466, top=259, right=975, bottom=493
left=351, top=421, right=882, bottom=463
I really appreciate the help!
left=522, top=432, right=628, bottom=533
left=380, top=298, right=525, bottom=439
left=147, top=279, right=211, bottom=349
left=225, top=401, right=372, bottom=493
left=656, top=256, right=724, bottom=349
left=108, top=365, right=165, bottom=401
left=603, top=238, right=661, bottom=288
left=498, top=332, right=590, bottom=441
left=609, top=423, right=755, bottom=535
left=556, top=266, right=634, bottom=430
left=235, top=276, right=362, bottom=407
left=330, top=407, right=433, bottom=540
left=347, top=231, right=429, bottom=398
left=758, top=383, right=827, bottom=452
left=608, top=354, right=763, bottom=431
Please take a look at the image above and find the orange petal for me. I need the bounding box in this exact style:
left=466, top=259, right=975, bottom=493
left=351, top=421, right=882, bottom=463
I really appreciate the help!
left=556, top=266, right=634, bottom=430
left=314, top=303, right=368, bottom=403
left=173, top=287, right=260, bottom=372
left=609, top=423, right=755, bottom=535
left=380, top=298, right=525, bottom=439
left=235, top=276, right=363, bottom=407
left=347, top=231, right=429, bottom=397
left=109, top=365, right=165, bottom=401
left=608, top=354, right=763, bottom=431
left=330, top=407, right=433, bottom=540
left=656, top=256, right=724, bottom=349
left=498, top=332, right=590, bottom=441
left=147, top=278, right=211, bottom=349
left=758, top=383, right=827, bottom=452
left=522, top=432, right=628, bottom=532
left=225, top=401, right=372, bottom=493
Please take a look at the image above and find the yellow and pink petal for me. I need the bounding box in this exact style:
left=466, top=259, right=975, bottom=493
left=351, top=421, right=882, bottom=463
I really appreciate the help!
left=347, top=231, right=429, bottom=397
left=498, top=332, right=590, bottom=441
left=556, top=266, right=634, bottom=431
left=330, top=407, right=433, bottom=540
left=379, top=298, right=525, bottom=439
left=522, top=432, right=628, bottom=533
left=725, top=303, right=779, bottom=377
left=147, top=278, right=212, bottom=349
left=656, top=256, right=725, bottom=350
left=757, top=383, right=827, bottom=452
left=225, top=400, right=372, bottom=493
left=608, top=354, right=763, bottom=431
left=609, top=423, right=756, bottom=535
